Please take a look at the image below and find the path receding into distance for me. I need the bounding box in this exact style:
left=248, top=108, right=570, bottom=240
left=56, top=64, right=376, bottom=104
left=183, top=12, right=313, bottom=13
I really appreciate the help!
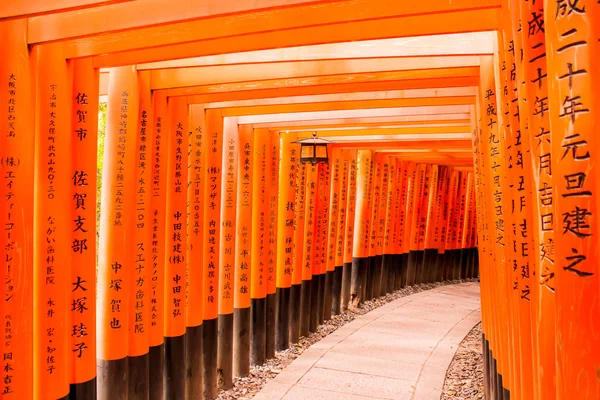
left=254, top=282, right=481, bottom=400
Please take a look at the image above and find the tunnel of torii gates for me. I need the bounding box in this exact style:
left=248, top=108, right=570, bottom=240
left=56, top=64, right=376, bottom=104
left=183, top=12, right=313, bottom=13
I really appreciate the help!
left=0, top=0, right=599, bottom=400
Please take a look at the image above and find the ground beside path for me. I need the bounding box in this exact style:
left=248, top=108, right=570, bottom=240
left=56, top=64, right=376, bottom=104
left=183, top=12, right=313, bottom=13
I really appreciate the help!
left=253, top=282, right=481, bottom=400
left=441, top=323, right=484, bottom=399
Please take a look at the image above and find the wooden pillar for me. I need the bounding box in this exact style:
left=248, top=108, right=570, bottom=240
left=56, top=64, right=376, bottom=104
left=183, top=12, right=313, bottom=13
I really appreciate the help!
left=315, top=162, right=331, bottom=325
left=250, top=128, right=269, bottom=365
left=150, top=92, right=168, bottom=400
left=275, top=133, right=298, bottom=351
left=265, top=131, right=279, bottom=358
left=300, top=165, right=318, bottom=336
left=406, top=164, right=425, bottom=286
left=95, top=65, right=138, bottom=400
left=202, top=109, right=224, bottom=399
left=459, top=173, right=473, bottom=280
left=341, top=151, right=357, bottom=311
left=233, top=124, right=253, bottom=377
left=545, top=3, right=600, bottom=398
left=433, top=167, right=449, bottom=282
left=290, top=162, right=307, bottom=342
left=67, top=58, right=99, bottom=399
left=375, top=156, right=390, bottom=296
left=351, top=150, right=372, bottom=307
left=128, top=70, right=152, bottom=400
left=366, top=155, right=382, bottom=300
left=518, top=1, right=556, bottom=398
left=310, top=164, right=324, bottom=331
left=397, top=161, right=411, bottom=288
left=325, top=149, right=342, bottom=319
left=186, top=104, right=206, bottom=399
left=217, top=117, right=239, bottom=389
left=416, top=165, right=432, bottom=284
left=0, top=19, right=34, bottom=400
left=332, top=150, right=349, bottom=313
left=422, top=165, right=440, bottom=284
left=382, top=158, right=397, bottom=293
left=163, top=97, right=189, bottom=400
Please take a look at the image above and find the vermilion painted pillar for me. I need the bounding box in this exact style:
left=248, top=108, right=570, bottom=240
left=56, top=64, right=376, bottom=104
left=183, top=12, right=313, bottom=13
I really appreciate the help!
left=275, top=132, right=298, bottom=351
left=545, top=3, right=600, bottom=398
left=422, top=165, right=439, bottom=283
left=397, top=161, right=411, bottom=288
left=150, top=92, right=168, bottom=400
left=163, top=97, right=189, bottom=399
left=341, top=151, right=358, bottom=310
left=300, top=165, right=318, bottom=336
left=0, top=19, right=34, bottom=400
left=233, top=124, right=253, bottom=377
left=406, top=164, right=425, bottom=286
left=351, top=150, right=372, bottom=307
left=202, top=109, right=224, bottom=399
left=316, top=162, right=331, bottom=324
left=325, top=149, right=342, bottom=318
left=518, top=0, right=556, bottom=397
left=128, top=70, right=152, bottom=399
left=186, top=104, right=206, bottom=398
left=433, top=167, right=449, bottom=282
left=311, top=163, right=325, bottom=331
left=69, top=58, right=99, bottom=400
left=250, top=128, right=269, bottom=365
left=290, top=162, right=307, bottom=341
left=332, top=150, right=350, bottom=313
left=96, top=65, right=139, bottom=400
left=217, top=117, right=239, bottom=389
left=382, top=158, right=398, bottom=292
left=376, top=156, right=390, bottom=296
left=366, top=155, right=382, bottom=299
left=265, top=131, right=280, bottom=358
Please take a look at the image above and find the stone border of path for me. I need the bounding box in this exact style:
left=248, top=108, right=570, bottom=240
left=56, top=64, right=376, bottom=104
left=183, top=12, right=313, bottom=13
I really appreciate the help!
left=254, top=283, right=481, bottom=400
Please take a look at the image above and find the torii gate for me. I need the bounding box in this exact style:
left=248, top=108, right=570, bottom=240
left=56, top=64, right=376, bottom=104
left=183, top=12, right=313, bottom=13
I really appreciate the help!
left=1, top=1, right=599, bottom=400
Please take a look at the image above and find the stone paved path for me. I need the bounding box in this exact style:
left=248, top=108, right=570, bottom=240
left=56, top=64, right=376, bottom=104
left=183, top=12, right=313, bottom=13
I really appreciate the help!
left=253, top=282, right=481, bottom=400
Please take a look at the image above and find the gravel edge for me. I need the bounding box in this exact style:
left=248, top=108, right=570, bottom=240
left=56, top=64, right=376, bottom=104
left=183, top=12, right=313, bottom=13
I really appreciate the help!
left=441, top=322, right=484, bottom=399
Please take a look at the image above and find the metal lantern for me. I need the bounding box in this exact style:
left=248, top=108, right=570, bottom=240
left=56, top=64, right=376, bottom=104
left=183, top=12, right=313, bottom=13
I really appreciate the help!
left=295, top=132, right=333, bottom=165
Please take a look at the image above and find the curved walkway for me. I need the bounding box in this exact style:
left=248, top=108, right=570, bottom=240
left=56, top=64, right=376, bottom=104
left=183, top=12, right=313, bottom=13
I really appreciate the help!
left=254, top=282, right=481, bottom=400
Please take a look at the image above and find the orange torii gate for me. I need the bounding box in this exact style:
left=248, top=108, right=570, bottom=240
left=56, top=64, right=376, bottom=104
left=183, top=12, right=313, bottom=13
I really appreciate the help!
left=2, top=1, right=600, bottom=400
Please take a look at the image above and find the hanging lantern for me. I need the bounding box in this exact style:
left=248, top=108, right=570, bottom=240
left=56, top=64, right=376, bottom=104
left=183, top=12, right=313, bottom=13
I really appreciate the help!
left=295, top=132, right=334, bottom=165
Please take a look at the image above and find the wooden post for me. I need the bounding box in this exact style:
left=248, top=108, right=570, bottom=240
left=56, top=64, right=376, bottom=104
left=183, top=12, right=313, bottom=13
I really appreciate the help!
left=366, top=155, right=382, bottom=299
left=150, top=92, right=168, bottom=400
left=163, top=97, right=189, bottom=400
left=406, top=164, right=425, bottom=286
left=186, top=104, right=206, bottom=399
left=397, top=161, right=411, bottom=288
left=290, top=162, right=307, bottom=342
left=316, top=162, right=331, bottom=324
left=265, top=131, right=279, bottom=358
left=233, top=124, right=253, bottom=377
left=422, top=165, right=439, bottom=283
left=250, top=128, right=269, bottom=365
left=517, top=1, right=556, bottom=398
left=128, top=70, right=152, bottom=400
left=0, top=19, right=34, bottom=400
left=275, top=132, right=298, bottom=351
left=332, top=150, right=349, bottom=313
left=341, top=151, right=358, bottom=310
left=96, top=65, right=139, bottom=400
left=443, top=170, right=459, bottom=282
left=202, top=109, right=224, bottom=399
left=217, top=117, right=239, bottom=389
left=300, top=165, right=318, bottom=336
left=351, top=150, right=372, bottom=307
left=68, top=58, right=99, bottom=399
left=325, top=149, right=342, bottom=319
left=545, top=3, right=600, bottom=398
left=433, top=167, right=449, bottom=282
left=376, top=156, right=390, bottom=296
left=416, top=165, right=432, bottom=284
left=310, top=164, right=324, bottom=331
left=382, top=158, right=397, bottom=292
